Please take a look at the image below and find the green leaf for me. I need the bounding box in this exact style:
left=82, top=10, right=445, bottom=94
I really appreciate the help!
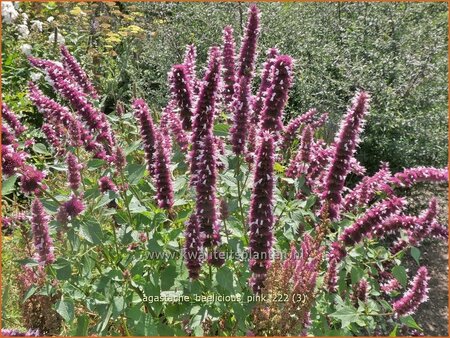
left=392, top=265, right=408, bottom=288
left=86, top=159, right=106, bottom=170
left=56, top=299, right=75, bottom=322
left=33, top=143, right=50, bottom=155
left=213, top=123, right=229, bottom=137
left=2, top=175, right=17, bottom=195
left=53, top=259, right=72, bottom=280
left=351, top=266, right=364, bottom=285
left=330, top=305, right=358, bottom=329
left=75, top=315, right=89, bottom=336
left=216, top=266, right=234, bottom=293
left=79, top=221, right=104, bottom=245
left=23, top=286, right=37, bottom=302
left=390, top=324, right=398, bottom=336
left=126, top=164, right=146, bottom=184
left=410, top=247, right=421, bottom=264
left=161, top=264, right=177, bottom=291
left=400, top=315, right=422, bottom=331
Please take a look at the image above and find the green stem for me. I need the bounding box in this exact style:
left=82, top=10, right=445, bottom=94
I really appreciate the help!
left=39, top=186, right=61, bottom=205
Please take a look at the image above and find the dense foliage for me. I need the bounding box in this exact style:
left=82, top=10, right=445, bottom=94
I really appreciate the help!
left=2, top=2, right=449, bottom=337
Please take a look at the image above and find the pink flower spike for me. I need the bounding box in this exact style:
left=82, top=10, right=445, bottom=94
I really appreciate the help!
left=393, top=267, right=430, bottom=317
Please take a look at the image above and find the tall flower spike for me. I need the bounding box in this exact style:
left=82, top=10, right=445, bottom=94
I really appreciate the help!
left=19, top=165, right=46, bottom=195
left=342, top=163, right=393, bottom=212
left=230, top=76, right=251, bottom=155
left=222, top=26, right=237, bottom=108
left=238, top=4, right=260, bottom=79
left=260, top=55, right=294, bottom=136
left=2, top=144, right=27, bottom=177
left=248, top=131, right=275, bottom=293
left=60, top=45, right=98, bottom=99
left=2, top=125, right=16, bottom=146
left=153, top=128, right=174, bottom=210
left=41, top=123, right=62, bottom=154
left=195, top=132, right=220, bottom=247
left=286, top=125, right=313, bottom=178
left=133, top=99, right=156, bottom=175
left=393, top=267, right=430, bottom=317
left=183, top=44, right=199, bottom=93
left=31, top=198, right=55, bottom=265
left=339, top=197, right=406, bottom=247
left=66, top=152, right=82, bottom=191
left=2, top=103, right=27, bottom=135
left=391, top=167, right=448, bottom=188
left=169, top=64, right=193, bottom=131
left=321, top=91, right=370, bottom=220
left=28, top=82, right=104, bottom=154
left=190, top=47, right=222, bottom=183
left=184, top=214, right=203, bottom=279
left=282, top=108, right=317, bottom=149
left=252, top=48, right=279, bottom=123
left=28, top=58, right=115, bottom=152
left=166, top=103, right=189, bottom=151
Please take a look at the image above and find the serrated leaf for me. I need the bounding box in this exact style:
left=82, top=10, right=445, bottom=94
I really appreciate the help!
left=2, top=175, right=17, bottom=195
left=216, top=266, right=234, bottom=293
left=330, top=305, right=358, bottom=328
left=56, top=299, right=75, bottom=322
left=410, top=247, right=421, bottom=264
left=392, top=265, right=408, bottom=288
left=126, top=164, right=146, bottom=185
left=33, top=143, right=50, bottom=155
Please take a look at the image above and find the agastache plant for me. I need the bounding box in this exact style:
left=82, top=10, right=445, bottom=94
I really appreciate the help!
left=393, top=267, right=430, bottom=317
left=260, top=55, right=293, bottom=137
left=31, top=198, right=55, bottom=265
left=190, top=46, right=222, bottom=184
left=248, top=131, right=275, bottom=293
left=3, top=4, right=449, bottom=336
left=133, top=99, right=156, bottom=175
left=321, top=91, right=370, bottom=220
left=230, top=76, right=251, bottom=155
left=222, top=25, right=237, bottom=108
left=238, top=4, right=260, bottom=79
left=169, top=64, right=194, bottom=131
left=60, top=45, right=99, bottom=99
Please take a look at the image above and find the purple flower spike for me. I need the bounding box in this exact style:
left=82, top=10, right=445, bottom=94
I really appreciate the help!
left=114, top=146, right=127, bottom=173
left=41, top=123, right=62, bottom=153
left=339, top=197, right=406, bottom=246
left=2, top=144, right=27, bottom=177
left=190, top=47, right=222, bottom=183
left=133, top=99, right=156, bottom=175
left=391, top=167, right=448, bottom=188
left=60, top=45, right=98, bottom=99
left=28, top=58, right=115, bottom=151
left=31, top=198, right=55, bottom=265
left=321, top=91, right=370, bottom=220
left=260, top=55, right=294, bottom=136
left=248, top=131, right=275, bottom=293
left=195, top=132, right=220, bottom=247
left=67, top=152, right=82, bottom=191
left=169, top=64, right=193, bottom=131
left=20, top=165, right=45, bottom=195
left=238, top=4, right=260, bottom=79
left=183, top=44, right=199, bottom=93
left=351, top=279, right=368, bottom=304
left=1, top=328, right=40, bottom=337
left=153, top=129, right=174, bottom=210
left=230, top=76, right=251, bottom=155
left=61, top=194, right=85, bottom=218
left=393, top=267, right=430, bottom=317
left=2, top=125, right=16, bottom=146
left=184, top=214, right=203, bottom=279
left=252, top=48, right=279, bottom=124
left=286, top=125, right=313, bottom=178
left=28, top=82, right=103, bottom=153
left=99, top=176, right=118, bottom=193
left=282, top=109, right=317, bottom=149
left=325, top=258, right=338, bottom=293
left=222, top=26, right=237, bottom=108
left=166, top=103, right=189, bottom=151
left=343, top=163, right=393, bottom=212
left=2, top=103, right=27, bottom=135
